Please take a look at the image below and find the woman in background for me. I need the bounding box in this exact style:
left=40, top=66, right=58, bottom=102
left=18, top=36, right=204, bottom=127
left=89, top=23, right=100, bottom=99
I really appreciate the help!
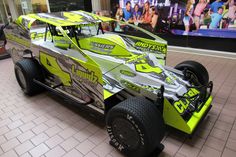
left=133, top=4, right=142, bottom=22
left=115, top=7, right=124, bottom=21
left=183, top=0, right=195, bottom=33
left=150, top=6, right=159, bottom=32
left=114, top=8, right=124, bottom=31
left=194, top=0, right=210, bottom=30
left=226, top=0, right=236, bottom=24
left=141, top=1, right=152, bottom=24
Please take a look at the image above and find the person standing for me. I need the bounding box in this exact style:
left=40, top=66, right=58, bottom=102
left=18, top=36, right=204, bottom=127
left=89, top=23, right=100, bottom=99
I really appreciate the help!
left=194, top=0, right=210, bottom=30
left=183, top=0, right=195, bottom=32
left=225, top=0, right=236, bottom=23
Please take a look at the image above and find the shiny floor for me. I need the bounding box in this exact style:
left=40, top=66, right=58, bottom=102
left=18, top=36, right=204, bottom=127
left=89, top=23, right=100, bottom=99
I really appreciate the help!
left=0, top=51, right=236, bottom=157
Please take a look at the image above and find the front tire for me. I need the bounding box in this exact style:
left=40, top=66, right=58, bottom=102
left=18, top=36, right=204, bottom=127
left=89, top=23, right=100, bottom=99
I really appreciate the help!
left=106, top=97, right=165, bottom=157
left=15, top=59, right=44, bottom=95
left=175, top=60, right=209, bottom=86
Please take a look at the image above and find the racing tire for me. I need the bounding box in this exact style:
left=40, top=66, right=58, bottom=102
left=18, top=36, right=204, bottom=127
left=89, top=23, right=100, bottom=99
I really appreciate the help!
left=15, top=59, right=44, bottom=96
left=106, top=97, right=165, bottom=157
left=175, top=60, right=209, bottom=86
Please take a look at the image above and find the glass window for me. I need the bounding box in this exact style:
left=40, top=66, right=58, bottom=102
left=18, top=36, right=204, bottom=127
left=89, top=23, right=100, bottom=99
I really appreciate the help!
left=14, top=0, right=24, bottom=16
left=31, top=0, right=48, bottom=13
left=14, top=0, right=48, bottom=15
left=48, top=0, right=84, bottom=12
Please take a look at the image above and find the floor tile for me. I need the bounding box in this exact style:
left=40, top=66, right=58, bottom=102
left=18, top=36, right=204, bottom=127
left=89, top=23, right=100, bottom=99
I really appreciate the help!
left=14, top=140, right=34, bottom=155
left=222, top=147, right=236, bottom=157
left=198, top=145, right=221, bottom=157
left=29, top=143, right=49, bottom=157
left=45, top=146, right=65, bottom=157
left=76, top=139, right=96, bottom=155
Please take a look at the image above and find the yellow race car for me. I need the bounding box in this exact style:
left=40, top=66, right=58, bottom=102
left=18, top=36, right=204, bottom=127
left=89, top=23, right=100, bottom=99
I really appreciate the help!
left=5, top=11, right=213, bottom=157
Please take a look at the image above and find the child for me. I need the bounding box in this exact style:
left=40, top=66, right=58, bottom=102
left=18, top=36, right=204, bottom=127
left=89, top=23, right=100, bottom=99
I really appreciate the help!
left=209, top=7, right=223, bottom=29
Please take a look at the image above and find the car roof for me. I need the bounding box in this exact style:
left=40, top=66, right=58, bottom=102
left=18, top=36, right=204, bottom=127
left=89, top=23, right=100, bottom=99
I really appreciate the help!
left=26, top=10, right=114, bottom=27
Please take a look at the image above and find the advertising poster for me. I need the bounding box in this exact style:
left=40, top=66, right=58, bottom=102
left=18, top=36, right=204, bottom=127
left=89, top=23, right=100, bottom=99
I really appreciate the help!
left=118, top=0, right=236, bottom=52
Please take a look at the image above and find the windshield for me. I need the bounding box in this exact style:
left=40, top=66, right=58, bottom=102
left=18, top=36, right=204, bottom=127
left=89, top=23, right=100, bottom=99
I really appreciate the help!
left=61, top=21, right=156, bottom=42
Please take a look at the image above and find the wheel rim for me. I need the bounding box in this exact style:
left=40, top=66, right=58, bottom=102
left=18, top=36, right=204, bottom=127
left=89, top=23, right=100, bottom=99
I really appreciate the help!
left=112, top=118, right=140, bottom=150
left=16, top=68, right=27, bottom=89
left=185, top=69, right=202, bottom=86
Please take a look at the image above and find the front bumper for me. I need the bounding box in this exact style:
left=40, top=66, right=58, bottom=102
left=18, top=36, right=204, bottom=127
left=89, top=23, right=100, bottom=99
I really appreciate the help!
left=163, top=86, right=213, bottom=135
left=186, top=95, right=212, bottom=134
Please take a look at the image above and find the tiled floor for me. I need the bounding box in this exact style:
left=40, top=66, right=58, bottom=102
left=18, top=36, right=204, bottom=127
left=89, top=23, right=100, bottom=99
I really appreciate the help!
left=0, top=51, right=236, bottom=157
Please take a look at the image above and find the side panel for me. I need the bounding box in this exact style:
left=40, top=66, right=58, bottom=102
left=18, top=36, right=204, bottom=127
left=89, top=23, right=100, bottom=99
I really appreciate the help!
left=39, top=47, right=105, bottom=109
left=4, top=23, right=31, bottom=63
left=5, top=15, right=38, bottom=63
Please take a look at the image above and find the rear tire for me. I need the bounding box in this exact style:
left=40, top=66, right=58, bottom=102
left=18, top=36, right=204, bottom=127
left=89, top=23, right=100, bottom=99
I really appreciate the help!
left=175, top=60, right=209, bottom=86
left=106, top=97, right=165, bottom=157
left=15, top=59, right=44, bottom=95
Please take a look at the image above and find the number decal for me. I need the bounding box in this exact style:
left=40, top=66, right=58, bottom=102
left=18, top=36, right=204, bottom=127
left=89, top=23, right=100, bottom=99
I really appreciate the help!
left=40, top=52, right=71, bottom=86
left=135, top=63, right=162, bottom=74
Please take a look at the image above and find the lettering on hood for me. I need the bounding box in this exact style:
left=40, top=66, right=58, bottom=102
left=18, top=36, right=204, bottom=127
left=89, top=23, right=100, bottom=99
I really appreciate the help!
left=134, top=41, right=166, bottom=53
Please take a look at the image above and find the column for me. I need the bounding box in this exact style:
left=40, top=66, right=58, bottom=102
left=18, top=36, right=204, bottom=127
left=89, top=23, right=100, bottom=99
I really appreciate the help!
left=45, top=0, right=51, bottom=13
left=91, top=0, right=101, bottom=11
left=101, top=0, right=111, bottom=11
left=0, top=0, right=8, bottom=23
left=7, top=0, right=19, bottom=21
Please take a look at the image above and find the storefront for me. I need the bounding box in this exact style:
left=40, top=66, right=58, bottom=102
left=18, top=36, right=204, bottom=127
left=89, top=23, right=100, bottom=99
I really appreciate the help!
left=0, top=0, right=111, bottom=24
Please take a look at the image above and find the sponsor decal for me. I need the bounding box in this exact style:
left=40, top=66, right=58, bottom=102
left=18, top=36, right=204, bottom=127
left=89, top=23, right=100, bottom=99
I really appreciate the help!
left=125, top=53, right=146, bottom=64
left=107, top=126, right=125, bottom=151
left=174, top=88, right=200, bottom=114
left=135, top=63, right=162, bottom=74
left=54, top=38, right=71, bottom=44
left=5, top=34, right=30, bottom=47
left=141, top=84, right=160, bottom=92
left=31, top=32, right=51, bottom=40
left=165, top=77, right=175, bottom=85
left=126, top=114, right=144, bottom=145
left=134, top=41, right=167, bottom=53
left=120, top=80, right=140, bottom=93
left=120, top=70, right=136, bottom=77
left=90, top=42, right=115, bottom=53
left=72, top=64, right=98, bottom=84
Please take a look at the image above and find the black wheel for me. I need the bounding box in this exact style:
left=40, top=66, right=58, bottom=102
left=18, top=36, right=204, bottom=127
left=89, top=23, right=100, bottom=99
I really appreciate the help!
left=175, top=60, right=209, bottom=86
left=15, top=59, right=44, bottom=95
left=106, top=97, right=165, bottom=157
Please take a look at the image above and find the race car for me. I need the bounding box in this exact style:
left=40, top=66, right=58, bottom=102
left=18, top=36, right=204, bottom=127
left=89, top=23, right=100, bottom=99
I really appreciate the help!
left=4, top=11, right=213, bottom=157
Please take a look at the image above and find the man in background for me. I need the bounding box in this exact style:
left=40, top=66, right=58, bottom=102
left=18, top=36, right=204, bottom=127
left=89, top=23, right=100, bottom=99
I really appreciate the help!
left=123, top=1, right=133, bottom=22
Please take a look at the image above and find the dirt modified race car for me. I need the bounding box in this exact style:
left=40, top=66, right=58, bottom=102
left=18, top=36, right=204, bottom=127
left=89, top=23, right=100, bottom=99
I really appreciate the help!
left=5, top=11, right=213, bottom=157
